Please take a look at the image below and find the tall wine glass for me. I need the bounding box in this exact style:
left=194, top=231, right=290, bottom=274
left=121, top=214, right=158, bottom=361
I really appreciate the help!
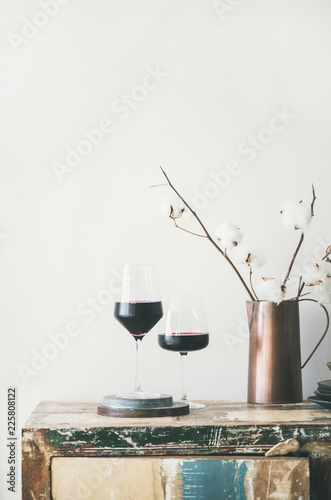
left=114, top=264, right=163, bottom=398
left=158, top=293, right=209, bottom=408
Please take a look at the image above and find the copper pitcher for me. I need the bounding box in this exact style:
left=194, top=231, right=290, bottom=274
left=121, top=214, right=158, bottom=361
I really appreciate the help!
left=247, top=299, right=329, bottom=404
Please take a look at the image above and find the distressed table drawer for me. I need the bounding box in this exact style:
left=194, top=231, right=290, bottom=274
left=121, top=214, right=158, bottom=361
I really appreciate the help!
left=51, top=456, right=309, bottom=500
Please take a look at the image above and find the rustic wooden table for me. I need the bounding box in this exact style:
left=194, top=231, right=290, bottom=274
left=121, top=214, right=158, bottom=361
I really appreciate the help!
left=22, top=400, right=331, bottom=499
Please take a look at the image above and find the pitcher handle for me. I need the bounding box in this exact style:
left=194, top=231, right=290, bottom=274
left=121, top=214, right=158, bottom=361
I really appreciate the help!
left=299, top=298, right=330, bottom=369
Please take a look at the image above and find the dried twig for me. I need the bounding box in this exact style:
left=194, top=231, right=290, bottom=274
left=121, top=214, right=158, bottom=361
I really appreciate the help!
left=249, top=267, right=259, bottom=301
left=298, top=281, right=305, bottom=297
left=286, top=292, right=310, bottom=301
left=283, top=185, right=316, bottom=290
left=171, top=217, right=207, bottom=238
left=322, top=246, right=331, bottom=261
left=160, top=166, right=255, bottom=301
left=297, top=276, right=302, bottom=297
left=149, top=183, right=168, bottom=188
left=283, top=233, right=305, bottom=289
left=311, top=183, right=316, bottom=217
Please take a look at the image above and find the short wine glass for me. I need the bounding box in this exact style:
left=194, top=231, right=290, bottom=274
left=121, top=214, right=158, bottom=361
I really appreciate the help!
left=158, top=293, right=209, bottom=409
left=114, top=264, right=163, bottom=398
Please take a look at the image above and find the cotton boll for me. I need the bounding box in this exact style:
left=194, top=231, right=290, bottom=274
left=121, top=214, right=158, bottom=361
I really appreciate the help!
left=316, top=260, right=331, bottom=276
left=215, top=222, right=243, bottom=249
left=246, top=250, right=267, bottom=268
left=256, top=278, right=284, bottom=303
left=302, top=265, right=323, bottom=286
left=231, top=244, right=251, bottom=264
left=160, top=195, right=185, bottom=218
left=295, top=204, right=311, bottom=231
left=303, top=260, right=331, bottom=303
left=280, top=201, right=311, bottom=231
left=311, top=279, right=331, bottom=304
left=231, top=245, right=266, bottom=268
left=284, top=280, right=299, bottom=301
left=303, top=261, right=331, bottom=285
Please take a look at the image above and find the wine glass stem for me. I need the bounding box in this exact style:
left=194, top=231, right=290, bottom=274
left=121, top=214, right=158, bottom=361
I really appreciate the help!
left=135, top=339, right=142, bottom=393
left=180, top=352, right=188, bottom=401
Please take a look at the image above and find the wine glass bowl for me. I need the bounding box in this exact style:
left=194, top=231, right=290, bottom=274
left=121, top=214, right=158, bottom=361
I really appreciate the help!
left=113, top=264, right=163, bottom=398
left=158, top=293, right=209, bottom=408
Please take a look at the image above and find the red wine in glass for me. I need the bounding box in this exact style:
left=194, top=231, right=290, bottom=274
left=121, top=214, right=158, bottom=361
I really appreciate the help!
left=115, top=301, right=163, bottom=341
left=158, top=332, right=209, bottom=353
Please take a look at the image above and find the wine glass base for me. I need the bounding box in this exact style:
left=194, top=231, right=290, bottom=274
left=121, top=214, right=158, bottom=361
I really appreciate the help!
left=181, top=401, right=205, bottom=409
left=103, top=393, right=173, bottom=409
left=116, top=391, right=165, bottom=400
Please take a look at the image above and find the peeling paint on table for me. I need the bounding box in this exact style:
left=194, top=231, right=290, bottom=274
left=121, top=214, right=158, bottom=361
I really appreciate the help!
left=22, top=401, right=331, bottom=500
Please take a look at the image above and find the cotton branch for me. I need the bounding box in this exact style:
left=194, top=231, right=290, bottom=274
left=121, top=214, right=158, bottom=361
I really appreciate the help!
left=283, top=184, right=316, bottom=290
left=322, top=245, right=331, bottom=262
left=283, top=233, right=305, bottom=289
left=160, top=166, right=255, bottom=301
left=171, top=216, right=207, bottom=238
left=311, top=184, right=316, bottom=217
left=249, top=267, right=259, bottom=301
left=297, top=276, right=303, bottom=297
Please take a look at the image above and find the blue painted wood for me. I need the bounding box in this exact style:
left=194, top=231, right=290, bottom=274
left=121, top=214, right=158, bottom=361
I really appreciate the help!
left=181, top=460, right=248, bottom=499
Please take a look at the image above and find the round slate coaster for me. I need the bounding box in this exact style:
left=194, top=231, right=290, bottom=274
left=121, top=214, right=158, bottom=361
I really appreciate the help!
left=103, top=393, right=173, bottom=409
left=97, top=401, right=189, bottom=418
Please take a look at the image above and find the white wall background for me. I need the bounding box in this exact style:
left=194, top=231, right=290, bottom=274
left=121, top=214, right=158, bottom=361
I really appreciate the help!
left=1, top=0, right=331, bottom=496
